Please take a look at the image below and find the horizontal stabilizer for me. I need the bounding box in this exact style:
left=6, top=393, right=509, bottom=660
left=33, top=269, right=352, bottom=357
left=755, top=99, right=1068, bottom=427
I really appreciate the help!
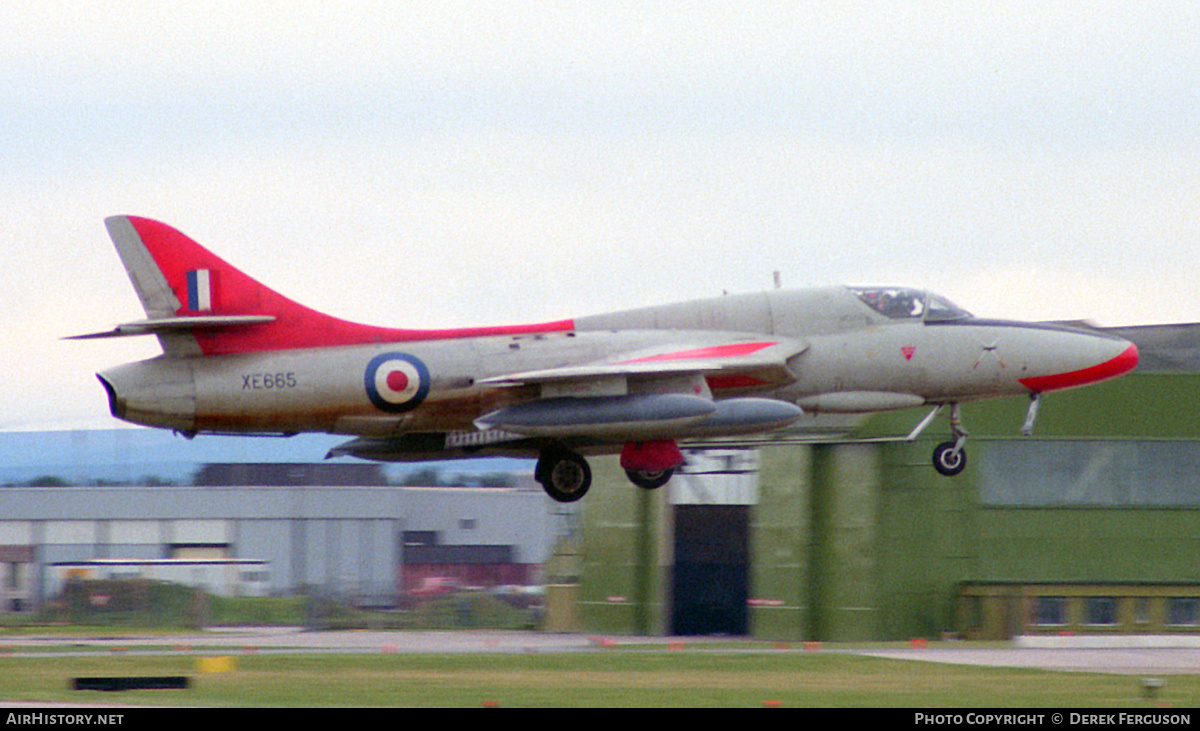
left=66, top=315, right=276, bottom=340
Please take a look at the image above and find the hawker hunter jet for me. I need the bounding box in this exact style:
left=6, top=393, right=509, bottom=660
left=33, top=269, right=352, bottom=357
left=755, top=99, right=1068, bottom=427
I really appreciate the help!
left=72, top=217, right=1139, bottom=501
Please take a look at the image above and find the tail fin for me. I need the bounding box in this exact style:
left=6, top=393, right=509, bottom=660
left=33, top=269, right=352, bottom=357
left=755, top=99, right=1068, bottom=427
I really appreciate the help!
left=80, top=216, right=575, bottom=357
left=96, top=216, right=408, bottom=356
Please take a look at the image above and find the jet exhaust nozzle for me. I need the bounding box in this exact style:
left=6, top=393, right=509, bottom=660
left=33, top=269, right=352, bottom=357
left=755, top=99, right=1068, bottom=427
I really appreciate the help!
left=97, top=374, right=125, bottom=420
left=95, top=359, right=197, bottom=432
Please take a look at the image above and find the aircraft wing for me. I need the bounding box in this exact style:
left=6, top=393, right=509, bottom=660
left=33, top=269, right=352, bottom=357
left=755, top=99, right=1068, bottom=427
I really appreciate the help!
left=479, top=338, right=807, bottom=394
left=331, top=339, right=811, bottom=462
left=473, top=337, right=807, bottom=439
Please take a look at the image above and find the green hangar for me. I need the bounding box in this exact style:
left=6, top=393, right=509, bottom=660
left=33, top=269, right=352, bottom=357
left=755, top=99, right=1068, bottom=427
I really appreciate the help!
left=571, top=323, right=1200, bottom=641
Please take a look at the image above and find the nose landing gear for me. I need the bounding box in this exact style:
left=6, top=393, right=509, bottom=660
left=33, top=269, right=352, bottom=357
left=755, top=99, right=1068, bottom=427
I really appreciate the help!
left=929, top=394, right=1043, bottom=477
left=931, top=403, right=969, bottom=477
left=932, top=440, right=966, bottom=476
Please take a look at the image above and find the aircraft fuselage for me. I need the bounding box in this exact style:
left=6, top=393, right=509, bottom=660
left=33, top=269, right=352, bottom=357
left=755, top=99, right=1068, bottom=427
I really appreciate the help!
left=100, top=287, right=1135, bottom=438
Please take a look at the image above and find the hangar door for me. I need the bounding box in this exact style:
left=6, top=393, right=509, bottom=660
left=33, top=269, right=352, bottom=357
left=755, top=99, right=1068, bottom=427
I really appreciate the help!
left=670, top=450, right=756, bottom=636
left=671, top=504, right=749, bottom=635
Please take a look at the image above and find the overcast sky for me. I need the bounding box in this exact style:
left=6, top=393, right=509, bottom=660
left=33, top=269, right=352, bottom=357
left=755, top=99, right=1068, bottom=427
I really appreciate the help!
left=4, top=2, right=1200, bottom=430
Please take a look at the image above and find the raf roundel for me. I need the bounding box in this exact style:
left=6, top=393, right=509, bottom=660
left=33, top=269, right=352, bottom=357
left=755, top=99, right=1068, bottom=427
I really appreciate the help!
left=364, top=353, right=430, bottom=413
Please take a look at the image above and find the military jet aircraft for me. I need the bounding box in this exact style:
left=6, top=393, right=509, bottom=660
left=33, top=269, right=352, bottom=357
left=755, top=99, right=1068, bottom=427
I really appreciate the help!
left=73, top=216, right=1139, bottom=501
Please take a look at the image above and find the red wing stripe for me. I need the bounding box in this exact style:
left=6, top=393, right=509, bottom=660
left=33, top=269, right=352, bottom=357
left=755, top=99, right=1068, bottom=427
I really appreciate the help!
left=706, top=374, right=771, bottom=390
left=620, top=341, right=779, bottom=364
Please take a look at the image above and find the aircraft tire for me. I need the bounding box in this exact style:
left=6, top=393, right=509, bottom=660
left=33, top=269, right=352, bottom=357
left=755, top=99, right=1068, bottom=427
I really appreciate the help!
left=537, top=449, right=592, bottom=502
left=932, top=441, right=967, bottom=476
left=625, top=468, right=674, bottom=490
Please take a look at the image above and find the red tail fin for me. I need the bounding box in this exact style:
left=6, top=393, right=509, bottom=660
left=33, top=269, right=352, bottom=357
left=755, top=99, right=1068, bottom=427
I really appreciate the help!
left=109, top=216, right=573, bottom=356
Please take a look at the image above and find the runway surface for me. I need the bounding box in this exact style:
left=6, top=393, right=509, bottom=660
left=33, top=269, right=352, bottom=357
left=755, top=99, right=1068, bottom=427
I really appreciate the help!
left=2, top=628, right=1199, bottom=675
left=856, top=647, right=1200, bottom=676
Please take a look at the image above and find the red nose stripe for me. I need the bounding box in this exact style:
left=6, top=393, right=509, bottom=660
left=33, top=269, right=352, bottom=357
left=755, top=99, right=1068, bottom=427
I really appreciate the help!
left=1019, top=343, right=1139, bottom=393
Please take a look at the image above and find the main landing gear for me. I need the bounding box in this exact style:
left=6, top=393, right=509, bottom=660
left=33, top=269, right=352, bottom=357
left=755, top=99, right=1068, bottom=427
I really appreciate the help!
left=621, top=440, right=683, bottom=491
left=625, top=468, right=674, bottom=490
left=535, top=446, right=592, bottom=503
left=535, top=440, right=685, bottom=502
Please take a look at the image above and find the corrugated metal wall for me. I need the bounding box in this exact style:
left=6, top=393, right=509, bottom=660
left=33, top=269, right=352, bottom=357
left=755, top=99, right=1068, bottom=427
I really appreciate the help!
left=0, top=485, right=553, bottom=607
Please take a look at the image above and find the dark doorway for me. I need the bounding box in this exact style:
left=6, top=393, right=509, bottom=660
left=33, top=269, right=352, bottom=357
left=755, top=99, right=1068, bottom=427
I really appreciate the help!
left=671, top=504, right=750, bottom=636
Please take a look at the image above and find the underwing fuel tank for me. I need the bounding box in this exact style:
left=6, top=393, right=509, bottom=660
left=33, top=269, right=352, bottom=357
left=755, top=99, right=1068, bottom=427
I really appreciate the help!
left=675, top=397, right=806, bottom=437
left=475, top=394, right=803, bottom=439
left=97, top=358, right=196, bottom=433
left=795, top=391, right=926, bottom=413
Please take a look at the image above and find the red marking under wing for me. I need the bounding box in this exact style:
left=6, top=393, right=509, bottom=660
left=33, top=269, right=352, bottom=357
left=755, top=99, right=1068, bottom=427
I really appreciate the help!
left=706, top=374, right=771, bottom=391
left=1019, top=343, right=1139, bottom=392
left=620, top=440, right=685, bottom=472
left=128, top=217, right=575, bottom=355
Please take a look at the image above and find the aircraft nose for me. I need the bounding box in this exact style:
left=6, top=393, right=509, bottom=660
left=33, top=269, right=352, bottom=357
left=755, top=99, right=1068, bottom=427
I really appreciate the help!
left=1018, top=334, right=1138, bottom=393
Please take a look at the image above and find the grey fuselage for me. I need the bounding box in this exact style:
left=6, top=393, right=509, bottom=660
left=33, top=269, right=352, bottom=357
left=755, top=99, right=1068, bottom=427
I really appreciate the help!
left=99, top=286, right=1135, bottom=446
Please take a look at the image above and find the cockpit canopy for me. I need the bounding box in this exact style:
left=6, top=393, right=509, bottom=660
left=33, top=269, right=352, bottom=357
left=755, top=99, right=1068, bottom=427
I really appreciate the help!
left=848, top=287, right=972, bottom=322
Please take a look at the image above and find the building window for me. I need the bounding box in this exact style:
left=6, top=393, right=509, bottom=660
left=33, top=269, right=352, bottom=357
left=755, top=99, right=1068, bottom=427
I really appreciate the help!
left=1168, top=598, right=1199, bottom=626
left=458, top=518, right=477, bottom=531
left=1085, top=597, right=1117, bottom=625
left=1034, top=597, right=1067, bottom=626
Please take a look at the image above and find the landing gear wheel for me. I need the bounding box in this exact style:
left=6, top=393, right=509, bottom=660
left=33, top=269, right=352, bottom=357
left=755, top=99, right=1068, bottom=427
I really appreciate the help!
left=932, top=441, right=967, bottom=477
left=625, top=468, right=674, bottom=490
left=536, top=448, right=592, bottom=503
